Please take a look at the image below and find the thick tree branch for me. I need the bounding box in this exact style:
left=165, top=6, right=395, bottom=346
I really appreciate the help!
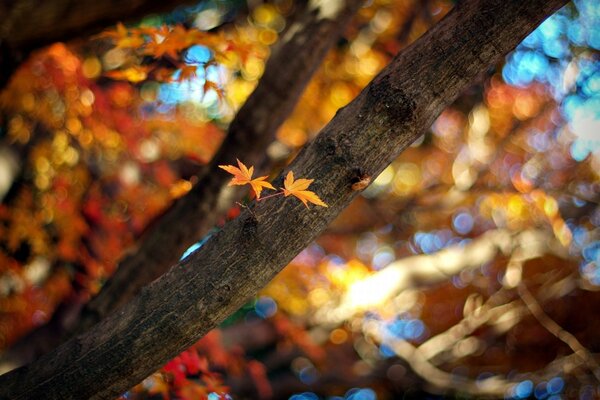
left=0, top=0, right=568, bottom=398
left=75, top=0, right=365, bottom=334
left=0, top=0, right=364, bottom=372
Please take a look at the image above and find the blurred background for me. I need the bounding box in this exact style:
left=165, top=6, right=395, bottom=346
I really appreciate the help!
left=0, top=0, right=599, bottom=398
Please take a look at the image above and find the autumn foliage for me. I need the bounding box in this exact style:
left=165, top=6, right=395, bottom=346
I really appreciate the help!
left=1, top=0, right=599, bottom=399
left=220, top=159, right=327, bottom=207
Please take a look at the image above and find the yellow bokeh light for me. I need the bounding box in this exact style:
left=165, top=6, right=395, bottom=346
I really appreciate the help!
left=327, top=259, right=371, bottom=290
left=53, top=131, right=69, bottom=151
left=543, top=197, right=558, bottom=218
left=227, top=80, right=255, bottom=108
left=102, top=48, right=126, bottom=70
left=258, top=29, right=278, bottom=46
left=468, top=105, right=490, bottom=138
left=357, top=54, right=380, bottom=77
left=392, top=163, right=420, bottom=195
left=330, top=328, right=348, bottom=345
left=330, top=82, right=354, bottom=108
left=242, top=58, right=264, bottom=81
left=253, top=4, right=277, bottom=26
left=288, top=297, right=307, bottom=316
left=63, top=147, right=79, bottom=166
left=35, top=175, right=50, bottom=190
left=80, top=89, right=95, bottom=107
left=308, top=288, right=329, bottom=307
left=507, top=195, right=525, bottom=219
left=372, top=165, right=394, bottom=189
left=35, top=157, right=50, bottom=173
left=66, top=118, right=82, bottom=134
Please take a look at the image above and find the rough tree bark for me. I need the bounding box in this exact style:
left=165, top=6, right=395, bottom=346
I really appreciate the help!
left=74, top=0, right=365, bottom=334
left=0, top=0, right=364, bottom=371
left=0, top=0, right=568, bottom=398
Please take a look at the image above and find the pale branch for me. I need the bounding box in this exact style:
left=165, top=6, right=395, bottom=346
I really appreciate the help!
left=362, top=280, right=576, bottom=396
left=518, top=284, right=600, bottom=382
left=418, top=293, right=522, bottom=363
left=0, top=145, right=20, bottom=201
left=367, top=284, right=595, bottom=396
left=0, top=0, right=568, bottom=398
left=0, top=0, right=365, bottom=372
left=313, top=229, right=565, bottom=325
left=365, top=322, right=513, bottom=397
left=365, top=320, right=600, bottom=398
left=419, top=247, right=578, bottom=366
left=543, top=352, right=600, bottom=378
left=370, top=243, right=588, bottom=396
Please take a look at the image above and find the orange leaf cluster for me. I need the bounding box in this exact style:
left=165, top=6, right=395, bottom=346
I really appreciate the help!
left=143, top=25, right=210, bottom=59
left=219, top=160, right=327, bottom=208
left=95, top=23, right=232, bottom=85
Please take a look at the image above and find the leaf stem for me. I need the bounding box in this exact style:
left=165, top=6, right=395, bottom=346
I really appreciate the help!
left=257, top=191, right=284, bottom=202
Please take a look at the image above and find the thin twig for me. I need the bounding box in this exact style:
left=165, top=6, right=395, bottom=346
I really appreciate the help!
left=518, top=283, right=600, bottom=383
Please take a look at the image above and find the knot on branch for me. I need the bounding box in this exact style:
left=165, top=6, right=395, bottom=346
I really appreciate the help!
left=363, top=75, right=416, bottom=126
left=241, top=213, right=258, bottom=240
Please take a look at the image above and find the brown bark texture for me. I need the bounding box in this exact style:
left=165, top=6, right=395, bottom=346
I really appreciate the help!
left=0, top=0, right=364, bottom=371
left=74, top=0, right=365, bottom=334
left=0, top=0, right=568, bottom=398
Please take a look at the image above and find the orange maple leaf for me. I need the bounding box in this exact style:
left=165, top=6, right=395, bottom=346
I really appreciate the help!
left=176, top=64, right=198, bottom=82
left=219, top=159, right=274, bottom=199
left=282, top=171, right=328, bottom=208
left=104, top=66, right=149, bottom=83
left=144, top=25, right=208, bottom=59
left=203, top=79, right=224, bottom=101
left=95, top=22, right=144, bottom=49
left=94, top=22, right=129, bottom=40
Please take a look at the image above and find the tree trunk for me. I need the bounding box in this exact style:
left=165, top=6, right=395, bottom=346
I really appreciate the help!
left=0, top=0, right=568, bottom=398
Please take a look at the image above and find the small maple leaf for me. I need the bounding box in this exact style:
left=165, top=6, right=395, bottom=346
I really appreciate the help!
left=203, top=79, right=225, bottom=101
left=144, top=25, right=208, bottom=59
left=95, top=22, right=144, bottom=49
left=282, top=171, right=328, bottom=208
left=175, top=64, right=198, bottom=82
left=104, top=66, right=149, bottom=83
left=219, top=159, right=274, bottom=199
left=94, top=22, right=128, bottom=40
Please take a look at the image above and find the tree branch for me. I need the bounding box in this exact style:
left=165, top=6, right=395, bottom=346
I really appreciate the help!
left=313, top=229, right=566, bottom=325
left=0, top=0, right=365, bottom=372
left=0, top=0, right=568, bottom=398
left=74, top=0, right=365, bottom=336
left=518, top=283, right=600, bottom=382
